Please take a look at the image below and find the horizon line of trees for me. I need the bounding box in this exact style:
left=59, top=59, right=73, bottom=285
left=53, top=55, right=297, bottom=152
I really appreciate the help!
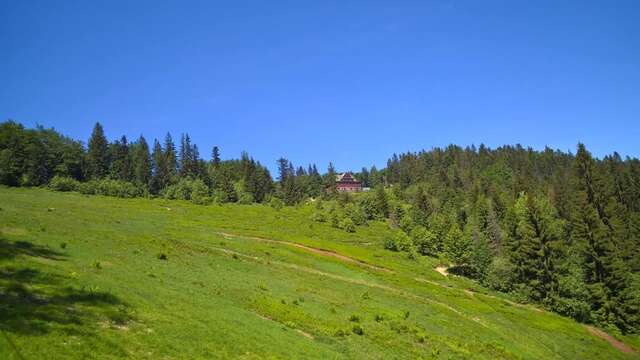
left=1, top=120, right=639, bottom=334
left=0, top=120, right=354, bottom=204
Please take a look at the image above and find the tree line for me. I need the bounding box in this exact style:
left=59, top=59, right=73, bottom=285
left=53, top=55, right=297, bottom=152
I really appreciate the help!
left=0, top=121, right=337, bottom=204
left=378, top=144, right=640, bottom=334
left=1, top=120, right=638, bottom=334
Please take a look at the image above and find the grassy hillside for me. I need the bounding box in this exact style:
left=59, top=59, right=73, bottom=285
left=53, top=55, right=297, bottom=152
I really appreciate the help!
left=0, top=187, right=637, bottom=359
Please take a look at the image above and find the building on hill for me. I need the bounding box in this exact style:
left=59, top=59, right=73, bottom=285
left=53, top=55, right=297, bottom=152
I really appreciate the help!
left=336, top=172, right=362, bottom=192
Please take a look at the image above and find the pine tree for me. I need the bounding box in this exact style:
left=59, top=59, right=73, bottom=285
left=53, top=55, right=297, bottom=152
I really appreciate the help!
left=87, top=122, right=109, bottom=179
left=164, top=133, right=178, bottom=184
left=151, top=139, right=166, bottom=194
left=374, top=186, right=389, bottom=218
left=109, top=135, right=132, bottom=181
left=131, top=136, right=152, bottom=189
left=211, top=146, right=220, bottom=168
left=571, top=144, right=634, bottom=331
left=324, top=162, right=337, bottom=197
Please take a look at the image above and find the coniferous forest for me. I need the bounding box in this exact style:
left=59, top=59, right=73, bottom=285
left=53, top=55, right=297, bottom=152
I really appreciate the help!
left=1, top=120, right=639, bottom=335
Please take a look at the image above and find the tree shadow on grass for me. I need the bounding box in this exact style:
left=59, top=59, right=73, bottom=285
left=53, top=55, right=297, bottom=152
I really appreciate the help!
left=0, top=237, right=64, bottom=261
left=0, top=237, right=131, bottom=356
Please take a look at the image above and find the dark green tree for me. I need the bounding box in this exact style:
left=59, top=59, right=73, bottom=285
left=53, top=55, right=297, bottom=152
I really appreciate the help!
left=87, top=122, right=109, bottom=179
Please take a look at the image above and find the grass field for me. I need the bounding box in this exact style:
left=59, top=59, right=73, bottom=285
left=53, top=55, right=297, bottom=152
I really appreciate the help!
left=1, top=187, right=638, bottom=359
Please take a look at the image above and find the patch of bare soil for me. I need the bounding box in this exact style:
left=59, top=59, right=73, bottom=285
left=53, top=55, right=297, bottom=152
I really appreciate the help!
left=585, top=325, right=636, bottom=354
left=217, top=232, right=393, bottom=273
left=434, top=266, right=448, bottom=277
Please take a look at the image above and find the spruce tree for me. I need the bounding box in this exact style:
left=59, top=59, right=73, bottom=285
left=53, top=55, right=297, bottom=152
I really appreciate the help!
left=211, top=146, right=220, bottom=168
left=87, top=122, right=109, bottom=179
left=131, top=136, right=152, bottom=189
left=164, top=133, right=178, bottom=183
left=151, top=139, right=166, bottom=194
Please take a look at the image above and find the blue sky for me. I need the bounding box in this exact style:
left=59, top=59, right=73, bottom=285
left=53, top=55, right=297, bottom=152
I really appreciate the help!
left=1, top=1, right=639, bottom=174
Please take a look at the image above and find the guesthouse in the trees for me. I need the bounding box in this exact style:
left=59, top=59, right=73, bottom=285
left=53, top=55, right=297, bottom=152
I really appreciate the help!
left=336, top=172, right=362, bottom=192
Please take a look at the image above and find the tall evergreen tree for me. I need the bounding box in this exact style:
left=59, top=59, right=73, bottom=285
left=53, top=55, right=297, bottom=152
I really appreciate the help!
left=211, top=146, right=220, bottom=168
left=131, top=136, right=152, bottom=189
left=87, top=122, right=109, bottom=179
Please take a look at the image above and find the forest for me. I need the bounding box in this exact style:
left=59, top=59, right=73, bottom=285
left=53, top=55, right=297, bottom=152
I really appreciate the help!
left=1, top=119, right=639, bottom=335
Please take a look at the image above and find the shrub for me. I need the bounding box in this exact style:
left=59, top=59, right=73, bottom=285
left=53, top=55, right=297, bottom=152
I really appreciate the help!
left=310, top=211, right=326, bottom=223
left=157, top=253, right=168, bottom=260
left=484, top=257, right=516, bottom=292
left=352, top=325, right=364, bottom=335
left=48, top=176, right=80, bottom=192
left=329, top=210, right=340, bottom=228
left=348, top=314, right=360, bottom=322
left=410, top=226, right=439, bottom=256
left=384, top=231, right=412, bottom=252
left=237, top=191, right=255, bottom=205
left=339, top=217, right=356, bottom=233
left=345, top=203, right=367, bottom=225
left=268, top=197, right=284, bottom=210
left=79, top=179, right=141, bottom=198
left=190, top=179, right=211, bottom=205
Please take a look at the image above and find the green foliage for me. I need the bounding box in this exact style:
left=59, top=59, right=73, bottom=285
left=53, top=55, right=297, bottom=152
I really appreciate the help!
left=268, top=197, right=284, bottom=210
left=338, top=217, right=355, bottom=233
left=48, top=176, right=80, bottom=192
left=484, top=257, right=516, bottom=292
left=409, top=226, right=439, bottom=256
left=384, top=231, right=412, bottom=252
left=444, top=224, right=472, bottom=267
left=87, top=122, right=109, bottom=179
left=163, top=178, right=210, bottom=204
left=79, top=179, right=142, bottom=198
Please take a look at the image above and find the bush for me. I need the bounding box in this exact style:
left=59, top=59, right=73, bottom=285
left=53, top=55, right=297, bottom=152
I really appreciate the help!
left=345, top=203, right=367, bottom=226
left=410, top=226, right=439, bottom=256
left=352, top=325, right=364, bottom=335
left=484, top=257, right=516, bottom=292
left=384, top=231, right=412, bottom=252
left=190, top=179, right=211, bottom=205
left=310, top=211, right=326, bottom=223
left=79, top=179, right=141, bottom=198
left=268, top=197, right=284, bottom=210
left=237, top=191, right=255, bottom=205
left=48, top=176, right=80, bottom=192
left=339, top=217, right=356, bottom=233
left=163, top=178, right=211, bottom=204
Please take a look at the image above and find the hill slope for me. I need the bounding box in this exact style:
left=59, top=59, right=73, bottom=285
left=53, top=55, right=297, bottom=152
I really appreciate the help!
left=0, top=187, right=638, bottom=359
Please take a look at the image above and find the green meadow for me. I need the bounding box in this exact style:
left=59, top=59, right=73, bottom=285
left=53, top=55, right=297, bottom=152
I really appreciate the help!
left=0, top=187, right=637, bottom=359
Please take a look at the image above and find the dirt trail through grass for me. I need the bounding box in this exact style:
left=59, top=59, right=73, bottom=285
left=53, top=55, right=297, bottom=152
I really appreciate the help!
left=216, top=231, right=393, bottom=273
left=208, top=245, right=488, bottom=328
left=585, top=325, right=637, bottom=354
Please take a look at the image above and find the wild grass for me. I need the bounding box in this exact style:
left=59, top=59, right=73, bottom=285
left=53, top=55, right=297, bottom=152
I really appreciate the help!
left=0, top=187, right=637, bottom=359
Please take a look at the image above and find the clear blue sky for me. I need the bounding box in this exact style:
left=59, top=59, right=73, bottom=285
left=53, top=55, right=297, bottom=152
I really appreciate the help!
left=1, top=1, right=639, bottom=174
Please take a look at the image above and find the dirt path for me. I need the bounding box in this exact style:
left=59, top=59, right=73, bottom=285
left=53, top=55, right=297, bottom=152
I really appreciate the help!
left=585, top=325, right=636, bottom=354
left=216, top=231, right=393, bottom=273
left=435, top=266, right=448, bottom=277
left=208, top=245, right=487, bottom=328
left=415, top=276, right=544, bottom=313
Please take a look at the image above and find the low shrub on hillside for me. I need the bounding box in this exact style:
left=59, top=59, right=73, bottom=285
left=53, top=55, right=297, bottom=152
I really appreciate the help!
left=339, top=217, right=356, bottom=233
left=384, top=231, right=412, bottom=252
left=48, top=176, right=81, bottom=192
left=164, top=178, right=210, bottom=204
left=268, top=197, right=284, bottom=210
left=79, top=179, right=141, bottom=198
